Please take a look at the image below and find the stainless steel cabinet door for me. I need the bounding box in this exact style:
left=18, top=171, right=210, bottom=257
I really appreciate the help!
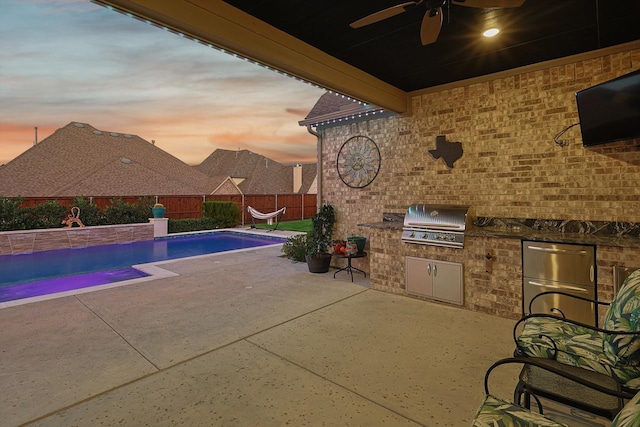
left=405, top=257, right=463, bottom=305
left=523, top=241, right=595, bottom=286
left=406, top=256, right=433, bottom=297
left=523, top=277, right=596, bottom=325
left=431, top=260, right=463, bottom=305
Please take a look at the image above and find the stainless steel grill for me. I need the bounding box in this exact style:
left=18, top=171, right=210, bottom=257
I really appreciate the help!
left=401, top=204, right=470, bottom=248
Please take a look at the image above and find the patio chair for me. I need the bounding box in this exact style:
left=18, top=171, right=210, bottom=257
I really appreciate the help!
left=472, top=357, right=640, bottom=427
left=247, top=206, right=286, bottom=231
left=513, top=269, right=640, bottom=394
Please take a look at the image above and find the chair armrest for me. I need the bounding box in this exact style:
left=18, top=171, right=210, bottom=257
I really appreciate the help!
left=528, top=290, right=610, bottom=317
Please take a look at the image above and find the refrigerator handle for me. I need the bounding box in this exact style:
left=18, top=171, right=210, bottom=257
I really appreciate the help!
left=527, top=280, right=589, bottom=293
left=527, top=245, right=588, bottom=255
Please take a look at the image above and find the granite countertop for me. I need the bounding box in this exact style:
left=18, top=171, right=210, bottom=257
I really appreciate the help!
left=359, top=215, right=640, bottom=248
left=358, top=221, right=403, bottom=230
left=465, top=225, right=640, bottom=248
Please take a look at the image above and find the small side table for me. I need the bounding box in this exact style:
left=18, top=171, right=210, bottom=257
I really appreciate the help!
left=333, top=252, right=367, bottom=282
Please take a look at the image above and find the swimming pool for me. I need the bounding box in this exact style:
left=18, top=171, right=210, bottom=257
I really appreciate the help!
left=0, top=231, right=285, bottom=303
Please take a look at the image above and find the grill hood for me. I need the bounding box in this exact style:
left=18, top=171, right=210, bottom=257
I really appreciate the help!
left=402, top=204, right=471, bottom=248
left=404, top=204, right=469, bottom=230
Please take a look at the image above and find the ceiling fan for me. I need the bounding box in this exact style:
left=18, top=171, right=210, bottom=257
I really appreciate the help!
left=349, top=0, right=526, bottom=46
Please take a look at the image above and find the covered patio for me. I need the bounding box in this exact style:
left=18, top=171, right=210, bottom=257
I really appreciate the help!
left=1, top=243, right=521, bottom=426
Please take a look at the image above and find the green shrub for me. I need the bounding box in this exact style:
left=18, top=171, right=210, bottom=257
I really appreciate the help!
left=23, top=200, right=67, bottom=229
left=103, top=197, right=153, bottom=225
left=1, top=197, right=67, bottom=230
left=168, top=217, right=219, bottom=233
left=0, top=196, right=156, bottom=231
left=0, top=196, right=24, bottom=231
left=71, top=197, right=105, bottom=226
left=202, top=201, right=240, bottom=228
left=282, top=234, right=308, bottom=262
left=0, top=197, right=249, bottom=232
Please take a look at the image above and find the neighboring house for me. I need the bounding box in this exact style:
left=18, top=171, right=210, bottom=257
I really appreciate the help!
left=196, top=149, right=316, bottom=195
left=0, top=122, right=317, bottom=197
left=298, top=92, right=389, bottom=129
left=298, top=92, right=388, bottom=198
left=0, top=122, right=212, bottom=197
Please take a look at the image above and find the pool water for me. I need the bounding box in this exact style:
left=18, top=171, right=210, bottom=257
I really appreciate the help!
left=0, top=231, right=284, bottom=303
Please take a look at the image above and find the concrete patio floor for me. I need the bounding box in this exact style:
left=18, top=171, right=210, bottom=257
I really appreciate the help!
left=0, top=239, right=522, bottom=426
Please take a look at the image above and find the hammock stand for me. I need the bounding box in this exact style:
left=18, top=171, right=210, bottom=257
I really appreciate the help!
left=247, top=206, right=286, bottom=231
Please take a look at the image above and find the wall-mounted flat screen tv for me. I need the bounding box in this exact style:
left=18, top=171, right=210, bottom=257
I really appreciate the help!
left=576, top=69, right=640, bottom=147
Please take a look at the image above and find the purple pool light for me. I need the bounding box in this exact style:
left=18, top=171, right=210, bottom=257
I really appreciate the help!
left=0, top=268, right=149, bottom=302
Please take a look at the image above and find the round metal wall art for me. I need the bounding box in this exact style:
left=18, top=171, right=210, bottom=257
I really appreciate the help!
left=336, top=135, right=381, bottom=188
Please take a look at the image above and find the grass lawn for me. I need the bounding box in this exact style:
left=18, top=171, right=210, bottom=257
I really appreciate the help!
left=252, top=219, right=311, bottom=233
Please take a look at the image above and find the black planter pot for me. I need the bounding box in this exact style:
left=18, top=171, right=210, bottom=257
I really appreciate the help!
left=305, top=253, right=332, bottom=273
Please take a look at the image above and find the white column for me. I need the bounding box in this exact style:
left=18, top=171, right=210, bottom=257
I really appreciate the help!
left=149, top=218, right=168, bottom=237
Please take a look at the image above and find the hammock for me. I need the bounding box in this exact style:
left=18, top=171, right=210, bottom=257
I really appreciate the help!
left=247, top=206, right=286, bottom=231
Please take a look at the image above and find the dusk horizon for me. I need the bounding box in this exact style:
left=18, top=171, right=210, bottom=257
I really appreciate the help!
left=9, top=120, right=320, bottom=167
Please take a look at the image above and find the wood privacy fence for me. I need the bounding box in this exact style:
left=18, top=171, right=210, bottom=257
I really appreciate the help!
left=17, top=194, right=317, bottom=225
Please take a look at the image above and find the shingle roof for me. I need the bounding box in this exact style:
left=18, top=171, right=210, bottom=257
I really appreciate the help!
left=303, top=92, right=359, bottom=119
left=0, top=122, right=317, bottom=197
left=298, top=92, right=388, bottom=128
left=196, top=149, right=316, bottom=195
left=0, top=122, right=212, bottom=197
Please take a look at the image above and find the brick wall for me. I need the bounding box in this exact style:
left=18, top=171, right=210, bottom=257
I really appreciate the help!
left=321, top=45, right=640, bottom=319
left=365, top=227, right=640, bottom=320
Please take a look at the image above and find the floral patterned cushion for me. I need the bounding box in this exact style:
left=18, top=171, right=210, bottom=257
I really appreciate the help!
left=516, top=316, right=640, bottom=389
left=610, top=391, right=640, bottom=427
left=473, top=392, right=640, bottom=427
left=472, top=395, right=569, bottom=427
left=603, top=269, right=640, bottom=366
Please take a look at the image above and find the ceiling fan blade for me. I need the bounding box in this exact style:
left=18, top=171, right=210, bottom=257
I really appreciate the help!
left=350, top=1, right=422, bottom=28
left=420, top=7, right=443, bottom=45
left=452, top=0, right=525, bottom=8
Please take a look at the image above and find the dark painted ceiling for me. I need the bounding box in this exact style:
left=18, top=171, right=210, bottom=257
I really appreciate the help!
left=222, top=0, right=640, bottom=92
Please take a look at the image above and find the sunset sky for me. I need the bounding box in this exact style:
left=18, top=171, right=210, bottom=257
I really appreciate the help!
left=0, top=0, right=326, bottom=166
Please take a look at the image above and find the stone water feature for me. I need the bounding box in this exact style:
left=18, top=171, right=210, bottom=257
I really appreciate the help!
left=0, top=223, right=154, bottom=256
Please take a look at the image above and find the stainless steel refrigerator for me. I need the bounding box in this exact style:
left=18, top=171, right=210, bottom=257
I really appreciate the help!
left=522, top=240, right=596, bottom=326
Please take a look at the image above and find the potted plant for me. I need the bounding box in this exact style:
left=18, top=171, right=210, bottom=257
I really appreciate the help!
left=282, top=234, right=308, bottom=262
left=348, top=230, right=367, bottom=254
left=151, top=203, right=166, bottom=218
left=305, top=203, right=335, bottom=273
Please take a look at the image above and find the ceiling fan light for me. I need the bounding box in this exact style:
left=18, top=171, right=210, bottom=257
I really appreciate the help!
left=483, top=27, right=500, bottom=37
